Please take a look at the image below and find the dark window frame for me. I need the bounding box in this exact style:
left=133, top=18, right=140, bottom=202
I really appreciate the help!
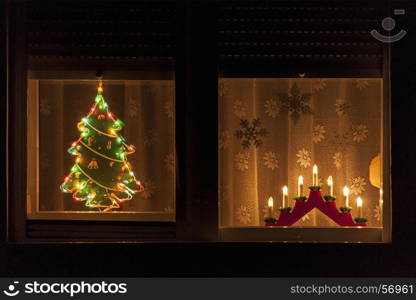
left=5, top=0, right=194, bottom=243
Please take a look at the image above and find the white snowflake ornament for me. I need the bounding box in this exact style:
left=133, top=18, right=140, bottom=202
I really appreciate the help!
left=352, top=124, right=368, bottom=143
left=296, top=148, right=311, bottom=168
left=350, top=176, right=367, bottom=196
left=236, top=205, right=251, bottom=224
left=263, top=151, right=279, bottom=170
left=312, top=124, right=326, bottom=143
left=235, top=152, right=249, bottom=171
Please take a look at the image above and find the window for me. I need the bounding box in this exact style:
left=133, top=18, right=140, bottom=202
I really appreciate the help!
left=27, top=78, right=176, bottom=221
left=219, top=77, right=389, bottom=242
left=13, top=0, right=180, bottom=240
left=215, top=1, right=390, bottom=243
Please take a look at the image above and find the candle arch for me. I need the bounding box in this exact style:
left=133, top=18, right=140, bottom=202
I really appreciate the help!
left=267, top=165, right=367, bottom=227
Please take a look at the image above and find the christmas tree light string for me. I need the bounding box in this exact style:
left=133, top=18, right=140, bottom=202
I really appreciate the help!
left=60, top=80, right=144, bottom=211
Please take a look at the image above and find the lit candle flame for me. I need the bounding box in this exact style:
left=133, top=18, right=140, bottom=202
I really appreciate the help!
left=297, top=175, right=304, bottom=196
left=343, top=186, right=349, bottom=196
left=282, top=185, right=288, bottom=195
left=343, top=186, right=350, bottom=207
left=268, top=197, right=274, bottom=208
left=327, top=176, right=333, bottom=196
left=312, top=164, right=318, bottom=185
left=356, top=197, right=363, bottom=207
left=327, top=176, right=333, bottom=186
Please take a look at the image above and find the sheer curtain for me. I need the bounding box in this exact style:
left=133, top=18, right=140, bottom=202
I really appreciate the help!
left=36, top=80, right=175, bottom=215
left=219, top=78, right=382, bottom=227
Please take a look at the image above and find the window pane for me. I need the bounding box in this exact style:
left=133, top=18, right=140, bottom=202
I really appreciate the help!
left=27, top=80, right=175, bottom=221
left=219, top=78, right=385, bottom=237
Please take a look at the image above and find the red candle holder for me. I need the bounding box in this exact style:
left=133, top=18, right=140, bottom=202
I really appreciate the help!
left=266, top=190, right=366, bottom=227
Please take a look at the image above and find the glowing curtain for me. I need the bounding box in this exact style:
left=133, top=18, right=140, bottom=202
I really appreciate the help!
left=37, top=80, right=175, bottom=215
left=219, top=78, right=383, bottom=227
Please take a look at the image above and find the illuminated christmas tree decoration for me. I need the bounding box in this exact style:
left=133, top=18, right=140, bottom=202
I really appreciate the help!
left=60, top=80, right=144, bottom=211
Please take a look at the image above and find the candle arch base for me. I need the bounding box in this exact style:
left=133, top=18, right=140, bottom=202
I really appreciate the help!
left=265, top=191, right=366, bottom=227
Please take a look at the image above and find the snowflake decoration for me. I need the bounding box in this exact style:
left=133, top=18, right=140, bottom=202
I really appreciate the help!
left=311, top=79, right=328, bottom=93
left=263, top=151, right=279, bottom=170
left=164, top=100, right=174, bottom=119
left=219, top=79, right=230, bottom=97
left=234, top=118, right=268, bottom=149
left=350, top=176, right=367, bottom=196
left=235, top=151, right=249, bottom=171
left=40, top=99, right=51, bottom=116
left=334, top=98, right=349, bottom=116
left=355, top=79, right=369, bottom=90
left=374, top=204, right=382, bottom=222
left=233, top=100, right=247, bottom=119
left=164, top=153, right=175, bottom=173
left=352, top=124, right=368, bottom=143
left=141, top=179, right=156, bottom=199
left=127, top=98, right=138, bottom=117
left=264, top=99, right=279, bottom=118
left=312, top=124, right=326, bottom=143
left=296, top=148, right=311, bottom=168
left=333, top=152, right=343, bottom=169
left=262, top=204, right=278, bottom=219
left=219, top=130, right=230, bottom=150
left=143, top=129, right=158, bottom=147
left=277, top=83, right=313, bottom=123
left=236, top=205, right=251, bottom=224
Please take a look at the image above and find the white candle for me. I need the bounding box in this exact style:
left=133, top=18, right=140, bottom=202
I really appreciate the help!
left=282, top=185, right=288, bottom=208
left=298, top=176, right=304, bottom=196
left=327, top=176, right=333, bottom=196
left=268, top=196, right=274, bottom=218
left=356, top=197, right=363, bottom=218
left=312, top=165, right=318, bottom=185
left=343, top=186, right=350, bottom=207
